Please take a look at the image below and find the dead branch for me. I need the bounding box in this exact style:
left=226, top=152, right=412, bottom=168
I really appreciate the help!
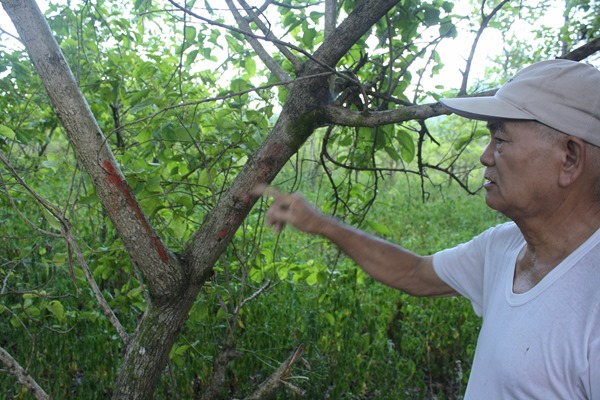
left=0, top=346, right=49, bottom=400
left=243, top=345, right=306, bottom=400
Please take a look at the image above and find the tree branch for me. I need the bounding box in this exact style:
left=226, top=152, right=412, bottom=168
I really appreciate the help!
left=0, top=346, right=49, bottom=400
left=114, top=71, right=332, bottom=133
left=324, top=0, right=336, bottom=39
left=167, top=0, right=324, bottom=69
left=459, top=0, right=510, bottom=95
left=560, top=36, right=600, bottom=61
left=0, top=25, right=22, bottom=44
left=312, top=0, right=400, bottom=68
left=64, top=229, right=130, bottom=343
left=323, top=101, right=450, bottom=127
left=235, top=0, right=302, bottom=73
left=224, top=0, right=292, bottom=83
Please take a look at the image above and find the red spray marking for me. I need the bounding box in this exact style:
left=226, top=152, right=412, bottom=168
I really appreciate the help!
left=216, top=228, right=228, bottom=242
left=258, top=142, right=285, bottom=181
left=103, top=160, right=169, bottom=263
left=266, top=142, right=284, bottom=158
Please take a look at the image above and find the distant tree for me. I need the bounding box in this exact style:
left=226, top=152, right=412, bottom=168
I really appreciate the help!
left=0, top=0, right=598, bottom=398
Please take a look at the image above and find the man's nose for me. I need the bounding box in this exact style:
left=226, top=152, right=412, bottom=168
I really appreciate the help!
left=479, top=141, right=494, bottom=167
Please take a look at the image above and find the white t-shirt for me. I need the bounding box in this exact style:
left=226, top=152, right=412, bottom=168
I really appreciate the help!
left=433, top=222, right=600, bottom=399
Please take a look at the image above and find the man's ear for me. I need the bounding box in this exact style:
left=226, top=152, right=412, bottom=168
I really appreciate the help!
left=558, top=137, right=585, bottom=187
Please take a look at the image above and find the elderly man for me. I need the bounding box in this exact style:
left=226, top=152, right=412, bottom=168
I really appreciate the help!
left=257, top=59, right=600, bottom=399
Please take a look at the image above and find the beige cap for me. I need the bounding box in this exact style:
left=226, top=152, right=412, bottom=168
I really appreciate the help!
left=440, top=60, right=600, bottom=146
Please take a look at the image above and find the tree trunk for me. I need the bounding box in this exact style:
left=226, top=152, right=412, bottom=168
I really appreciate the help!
left=113, top=289, right=199, bottom=398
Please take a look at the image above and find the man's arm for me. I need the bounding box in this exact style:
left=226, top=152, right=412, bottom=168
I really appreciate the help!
left=256, top=186, right=458, bottom=297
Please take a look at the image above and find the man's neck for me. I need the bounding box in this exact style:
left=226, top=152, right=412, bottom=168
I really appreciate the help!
left=512, top=203, right=600, bottom=293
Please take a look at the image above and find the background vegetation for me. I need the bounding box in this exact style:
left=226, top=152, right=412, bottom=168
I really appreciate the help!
left=0, top=0, right=598, bottom=398
left=1, top=169, right=500, bottom=399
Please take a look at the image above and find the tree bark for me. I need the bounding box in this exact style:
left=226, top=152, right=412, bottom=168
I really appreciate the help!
left=112, top=290, right=199, bottom=399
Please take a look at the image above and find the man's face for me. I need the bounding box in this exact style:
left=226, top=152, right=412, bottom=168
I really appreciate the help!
left=479, top=120, right=562, bottom=220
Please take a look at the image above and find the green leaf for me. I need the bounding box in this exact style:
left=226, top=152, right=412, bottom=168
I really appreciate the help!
left=41, top=208, right=62, bottom=231
left=306, top=271, right=318, bottom=286
left=41, top=156, right=62, bottom=172
left=174, top=344, right=190, bottom=356
left=396, top=130, right=415, bottom=163
left=184, top=26, right=196, bottom=43
left=168, top=216, right=187, bottom=240
left=317, top=270, right=328, bottom=284
left=133, top=0, right=146, bottom=11
left=127, top=286, right=143, bottom=300
left=225, top=34, right=242, bottom=53
left=454, top=128, right=489, bottom=150
left=367, top=220, right=391, bottom=236
left=303, top=28, right=317, bottom=47
left=0, top=125, right=16, bottom=140
left=129, top=99, right=156, bottom=115
left=244, top=57, right=256, bottom=77
left=442, top=1, right=454, bottom=13
left=277, top=266, right=289, bottom=280
left=46, top=300, right=66, bottom=322
left=423, top=7, right=440, bottom=25
left=384, top=145, right=401, bottom=162
left=250, top=267, right=264, bottom=283
left=439, top=21, right=457, bottom=38
left=324, top=312, right=335, bottom=326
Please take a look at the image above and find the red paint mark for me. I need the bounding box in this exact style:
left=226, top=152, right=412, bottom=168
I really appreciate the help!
left=267, top=142, right=284, bottom=158
left=257, top=142, right=285, bottom=181
left=103, top=160, right=169, bottom=263
left=216, top=229, right=228, bottom=242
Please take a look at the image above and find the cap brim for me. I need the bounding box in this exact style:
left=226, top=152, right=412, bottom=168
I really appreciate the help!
left=440, top=96, right=536, bottom=121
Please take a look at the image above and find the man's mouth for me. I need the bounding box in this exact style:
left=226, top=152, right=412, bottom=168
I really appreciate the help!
left=484, top=175, right=496, bottom=188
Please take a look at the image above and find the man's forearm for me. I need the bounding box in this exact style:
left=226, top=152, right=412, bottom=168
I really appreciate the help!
left=315, top=216, right=453, bottom=297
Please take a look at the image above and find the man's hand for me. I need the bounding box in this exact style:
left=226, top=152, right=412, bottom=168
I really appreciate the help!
left=253, top=184, right=328, bottom=234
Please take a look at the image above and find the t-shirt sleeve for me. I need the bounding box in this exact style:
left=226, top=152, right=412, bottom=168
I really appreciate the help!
left=432, top=226, right=498, bottom=317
